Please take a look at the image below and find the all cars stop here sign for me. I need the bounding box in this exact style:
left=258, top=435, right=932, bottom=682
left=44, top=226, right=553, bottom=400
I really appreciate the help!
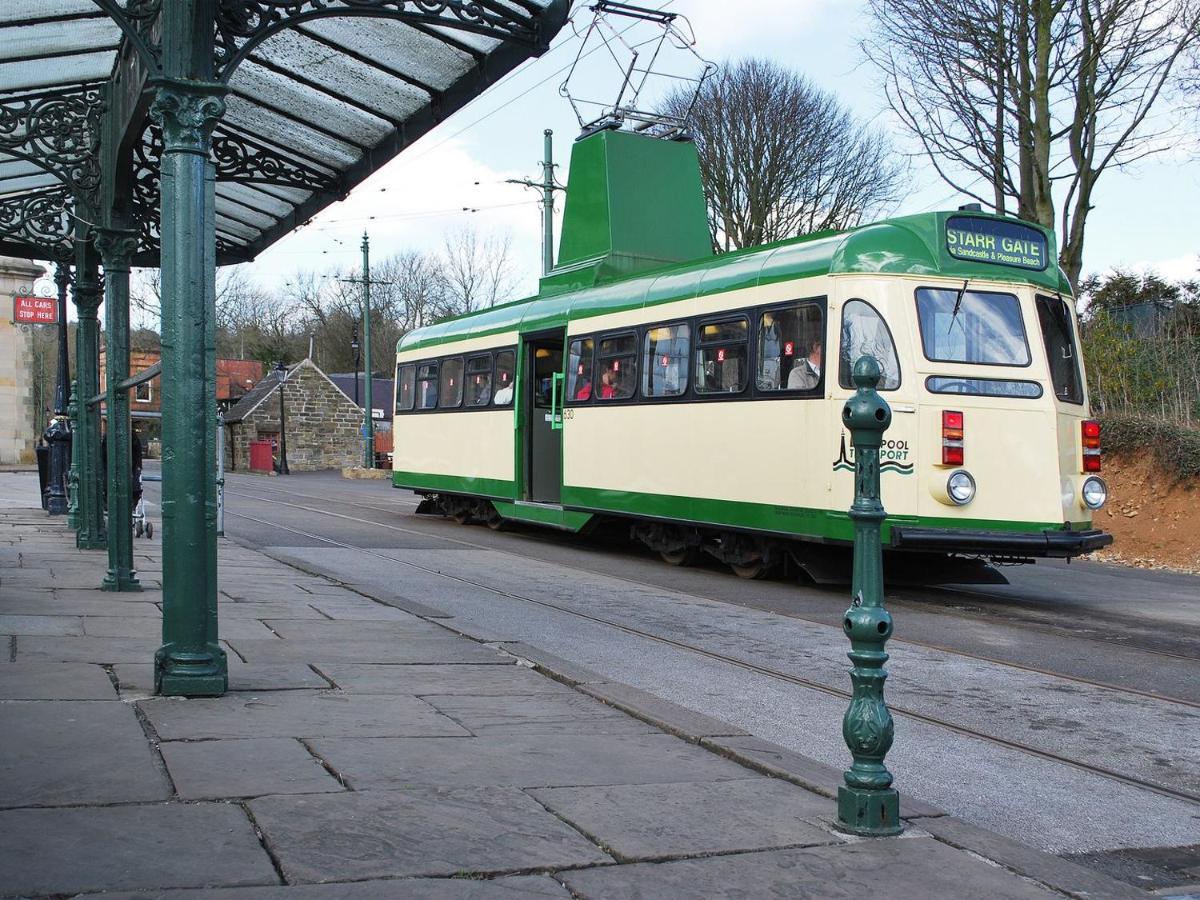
left=13, top=295, right=57, bottom=325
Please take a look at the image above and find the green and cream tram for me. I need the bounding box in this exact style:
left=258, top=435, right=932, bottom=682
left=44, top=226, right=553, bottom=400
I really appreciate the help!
left=392, top=129, right=1111, bottom=579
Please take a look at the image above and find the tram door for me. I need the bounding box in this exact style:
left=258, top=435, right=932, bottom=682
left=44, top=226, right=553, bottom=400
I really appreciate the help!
left=523, top=331, right=564, bottom=504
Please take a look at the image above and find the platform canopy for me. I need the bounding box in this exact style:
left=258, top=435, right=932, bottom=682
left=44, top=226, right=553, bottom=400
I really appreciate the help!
left=0, top=0, right=569, bottom=266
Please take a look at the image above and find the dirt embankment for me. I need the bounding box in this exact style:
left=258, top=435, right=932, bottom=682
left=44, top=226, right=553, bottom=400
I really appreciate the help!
left=1091, top=454, right=1200, bottom=574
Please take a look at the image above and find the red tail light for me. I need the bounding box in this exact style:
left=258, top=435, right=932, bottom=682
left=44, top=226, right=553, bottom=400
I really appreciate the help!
left=942, top=410, right=964, bottom=466
left=1082, top=419, right=1101, bottom=472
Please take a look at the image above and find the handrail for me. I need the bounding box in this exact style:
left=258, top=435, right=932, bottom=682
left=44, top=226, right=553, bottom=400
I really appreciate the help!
left=88, top=361, right=162, bottom=406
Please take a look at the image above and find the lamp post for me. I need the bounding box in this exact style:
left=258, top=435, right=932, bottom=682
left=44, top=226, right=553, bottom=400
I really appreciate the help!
left=351, top=328, right=361, bottom=407
left=45, top=264, right=72, bottom=515
left=274, top=361, right=290, bottom=476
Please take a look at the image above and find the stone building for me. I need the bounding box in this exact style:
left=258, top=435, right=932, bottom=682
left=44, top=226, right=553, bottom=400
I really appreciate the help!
left=224, top=358, right=361, bottom=472
left=0, top=257, right=46, bottom=465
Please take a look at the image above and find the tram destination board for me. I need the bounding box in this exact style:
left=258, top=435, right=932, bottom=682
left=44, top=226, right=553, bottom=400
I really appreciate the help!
left=13, top=295, right=57, bottom=325
left=945, top=216, right=1048, bottom=271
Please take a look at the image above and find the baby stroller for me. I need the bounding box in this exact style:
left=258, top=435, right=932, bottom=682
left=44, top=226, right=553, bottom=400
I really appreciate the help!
left=132, top=467, right=152, bottom=539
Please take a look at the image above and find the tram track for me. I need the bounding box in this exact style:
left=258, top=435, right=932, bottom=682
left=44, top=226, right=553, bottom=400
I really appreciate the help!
left=222, top=500, right=1200, bottom=809
left=224, top=484, right=1200, bottom=686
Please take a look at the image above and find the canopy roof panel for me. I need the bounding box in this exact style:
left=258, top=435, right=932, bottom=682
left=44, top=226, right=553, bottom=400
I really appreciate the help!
left=0, top=1, right=569, bottom=265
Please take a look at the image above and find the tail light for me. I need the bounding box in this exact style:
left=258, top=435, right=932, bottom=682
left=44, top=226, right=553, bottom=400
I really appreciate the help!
left=942, top=410, right=964, bottom=466
left=1082, top=419, right=1101, bottom=472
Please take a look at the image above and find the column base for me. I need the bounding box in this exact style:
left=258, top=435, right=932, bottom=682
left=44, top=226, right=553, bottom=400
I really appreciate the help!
left=837, top=786, right=902, bottom=836
left=102, top=571, right=142, bottom=592
left=155, top=643, right=228, bottom=697
left=77, top=532, right=107, bottom=551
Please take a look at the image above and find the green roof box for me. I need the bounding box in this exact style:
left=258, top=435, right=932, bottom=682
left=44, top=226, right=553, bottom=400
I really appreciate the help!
left=541, top=128, right=713, bottom=294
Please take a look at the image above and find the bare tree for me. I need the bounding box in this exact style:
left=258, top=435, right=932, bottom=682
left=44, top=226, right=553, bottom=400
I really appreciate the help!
left=863, top=0, right=1200, bottom=288
left=661, top=57, right=907, bottom=252
left=435, top=227, right=518, bottom=319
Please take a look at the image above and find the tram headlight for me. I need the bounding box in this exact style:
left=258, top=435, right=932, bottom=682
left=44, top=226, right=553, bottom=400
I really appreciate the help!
left=946, top=470, right=976, bottom=506
left=1081, top=476, right=1107, bottom=510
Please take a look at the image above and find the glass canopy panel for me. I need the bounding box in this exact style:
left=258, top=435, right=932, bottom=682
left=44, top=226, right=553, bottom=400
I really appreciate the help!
left=0, top=172, right=62, bottom=193
left=425, top=26, right=505, bottom=55
left=230, top=62, right=394, bottom=146
left=0, top=54, right=114, bottom=92
left=213, top=188, right=277, bottom=230
left=0, top=18, right=122, bottom=60
left=214, top=215, right=261, bottom=242
left=216, top=183, right=296, bottom=219
left=298, top=18, right=475, bottom=93
left=222, top=95, right=363, bottom=169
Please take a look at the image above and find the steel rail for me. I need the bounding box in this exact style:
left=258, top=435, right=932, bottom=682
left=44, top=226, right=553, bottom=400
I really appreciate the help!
left=221, top=483, right=1200, bottom=673
left=220, top=501, right=1200, bottom=809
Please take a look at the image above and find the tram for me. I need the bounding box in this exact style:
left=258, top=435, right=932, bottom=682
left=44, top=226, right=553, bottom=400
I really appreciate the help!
left=391, top=128, right=1112, bottom=580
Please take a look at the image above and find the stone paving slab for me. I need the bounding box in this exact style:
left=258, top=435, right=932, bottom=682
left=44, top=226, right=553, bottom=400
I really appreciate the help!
left=14, top=634, right=159, bottom=663
left=317, top=662, right=576, bottom=695
left=0, top=700, right=170, bottom=807
left=0, top=613, right=83, bottom=635
left=559, top=837, right=1063, bottom=899
left=420, top=692, right=659, bottom=735
left=90, top=875, right=572, bottom=899
left=160, top=737, right=346, bottom=799
left=82, top=615, right=276, bottom=640
left=247, top=787, right=612, bottom=882
left=259, top=618, right=436, bottom=640
left=0, top=802, right=278, bottom=896
left=310, top=732, right=754, bottom=790
left=579, top=681, right=751, bottom=739
left=307, top=600, right=439, bottom=621
left=0, top=596, right=162, bottom=617
left=0, top=661, right=116, bottom=699
left=530, top=777, right=838, bottom=862
left=140, top=690, right=470, bottom=740
left=225, top=636, right=508, bottom=665
left=115, top=662, right=331, bottom=695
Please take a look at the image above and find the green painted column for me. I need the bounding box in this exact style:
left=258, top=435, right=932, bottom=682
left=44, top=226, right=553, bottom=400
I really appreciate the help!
left=67, top=378, right=80, bottom=530
left=98, top=229, right=141, bottom=592
left=837, top=355, right=902, bottom=837
left=72, top=242, right=106, bottom=551
left=152, top=0, right=227, bottom=696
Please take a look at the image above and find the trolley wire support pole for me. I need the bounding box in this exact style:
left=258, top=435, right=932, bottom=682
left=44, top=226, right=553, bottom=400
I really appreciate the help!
left=98, top=227, right=141, bottom=592
left=44, top=263, right=73, bottom=515
left=152, top=0, right=228, bottom=697
left=339, top=237, right=391, bottom=469
left=837, top=355, right=902, bottom=837
left=506, top=129, right=564, bottom=276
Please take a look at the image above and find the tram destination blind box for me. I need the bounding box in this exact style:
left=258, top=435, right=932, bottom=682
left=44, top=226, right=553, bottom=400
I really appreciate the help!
left=945, top=216, right=1047, bottom=271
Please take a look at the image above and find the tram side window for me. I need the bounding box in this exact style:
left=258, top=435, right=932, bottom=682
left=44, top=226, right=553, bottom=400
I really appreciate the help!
left=438, top=357, right=464, bottom=408
left=916, top=287, right=1030, bottom=366
left=493, top=350, right=515, bottom=406
left=396, top=364, right=415, bottom=412
left=596, top=333, right=637, bottom=400
left=567, top=338, right=594, bottom=401
left=465, top=355, right=492, bottom=407
left=1035, top=294, right=1084, bottom=404
left=696, top=317, right=748, bottom=394
left=642, top=323, right=690, bottom=398
left=416, top=362, right=438, bottom=410
left=839, top=300, right=901, bottom=390
left=756, top=304, right=824, bottom=391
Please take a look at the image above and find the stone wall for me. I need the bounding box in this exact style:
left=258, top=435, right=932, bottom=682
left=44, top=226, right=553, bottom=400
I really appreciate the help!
left=228, top=360, right=361, bottom=472
left=0, top=257, right=46, bottom=465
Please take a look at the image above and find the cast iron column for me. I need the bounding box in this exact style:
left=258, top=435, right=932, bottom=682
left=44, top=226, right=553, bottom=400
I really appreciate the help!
left=67, top=379, right=80, bottom=529
left=98, top=228, right=141, bottom=592
left=44, top=264, right=73, bottom=515
left=73, top=242, right=106, bottom=550
left=361, top=232, right=374, bottom=469
left=837, top=356, right=902, bottom=836
left=151, top=0, right=227, bottom=695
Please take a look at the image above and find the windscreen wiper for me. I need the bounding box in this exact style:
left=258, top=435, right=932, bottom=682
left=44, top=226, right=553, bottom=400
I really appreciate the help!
left=947, top=279, right=969, bottom=335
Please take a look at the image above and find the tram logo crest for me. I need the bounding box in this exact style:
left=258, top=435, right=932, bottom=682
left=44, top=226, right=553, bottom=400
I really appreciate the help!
left=832, top=432, right=913, bottom=475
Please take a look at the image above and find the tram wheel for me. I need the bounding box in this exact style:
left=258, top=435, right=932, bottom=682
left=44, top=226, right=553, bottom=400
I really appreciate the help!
left=485, top=511, right=507, bottom=531
left=659, top=547, right=698, bottom=566
left=730, top=559, right=767, bottom=580
left=451, top=509, right=472, bottom=526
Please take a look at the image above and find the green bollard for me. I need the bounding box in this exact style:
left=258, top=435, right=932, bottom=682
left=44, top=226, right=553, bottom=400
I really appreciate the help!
left=837, top=356, right=902, bottom=837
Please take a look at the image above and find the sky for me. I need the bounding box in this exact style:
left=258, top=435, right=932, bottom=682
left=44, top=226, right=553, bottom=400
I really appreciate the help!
left=38, top=0, right=1199, bottom=309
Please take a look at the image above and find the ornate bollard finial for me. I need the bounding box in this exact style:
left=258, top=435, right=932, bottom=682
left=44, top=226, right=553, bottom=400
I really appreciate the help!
left=837, top=355, right=902, bottom=836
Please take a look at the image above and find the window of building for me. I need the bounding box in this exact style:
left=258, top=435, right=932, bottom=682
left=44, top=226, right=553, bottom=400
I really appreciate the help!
left=439, top=357, right=464, bottom=408
left=493, top=350, right=515, bottom=406
left=642, top=323, right=690, bottom=398
left=465, top=354, right=492, bottom=407
left=567, top=338, right=594, bottom=402
left=134, top=381, right=152, bottom=403
left=756, top=303, right=824, bottom=392
left=915, top=287, right=1030, bottom=366
left=416, top=362, right=438, bottom=410
left=839, top=300, right=901, bottom=390
left=596, top=333, right=637, bottom=400
left=1035, top=294, right=1083, bottom=404
left=695, top=316, right=748, bottom=394
left=395, top=364, right=415, bottom=412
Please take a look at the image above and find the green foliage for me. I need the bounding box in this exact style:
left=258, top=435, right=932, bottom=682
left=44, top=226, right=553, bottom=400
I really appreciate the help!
left=1101, top=415, right=1200, bottom=481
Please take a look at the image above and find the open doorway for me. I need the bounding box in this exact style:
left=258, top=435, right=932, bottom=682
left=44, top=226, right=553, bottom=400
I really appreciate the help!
left=523, top=331, right=564, bottom=503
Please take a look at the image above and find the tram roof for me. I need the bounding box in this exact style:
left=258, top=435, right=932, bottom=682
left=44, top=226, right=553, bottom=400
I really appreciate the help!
left=397, top=209, right=1072, bottom=354
left=0, top=2, right=569, bottom=266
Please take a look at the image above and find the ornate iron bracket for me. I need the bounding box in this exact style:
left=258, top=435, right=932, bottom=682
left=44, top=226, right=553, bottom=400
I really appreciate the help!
left=0, top=87, right=106, bottom=208
left=0, top=188, right=76, bottom=262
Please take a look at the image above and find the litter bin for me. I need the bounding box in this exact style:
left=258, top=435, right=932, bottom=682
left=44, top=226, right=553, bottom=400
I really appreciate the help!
left=249, top=439, right=274, bottom=473
left=35, top=443, right=49, bottom=510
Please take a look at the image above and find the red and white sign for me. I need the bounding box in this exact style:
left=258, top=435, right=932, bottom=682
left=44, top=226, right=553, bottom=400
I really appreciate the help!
left=13, top=295, right=57, bottom=325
